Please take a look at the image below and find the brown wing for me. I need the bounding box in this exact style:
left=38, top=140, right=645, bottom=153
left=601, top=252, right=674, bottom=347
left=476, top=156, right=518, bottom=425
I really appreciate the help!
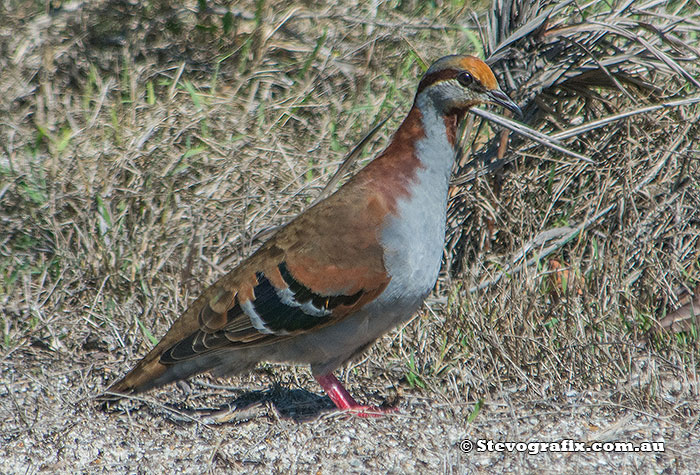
left=105, top=184, right=392, bottom=396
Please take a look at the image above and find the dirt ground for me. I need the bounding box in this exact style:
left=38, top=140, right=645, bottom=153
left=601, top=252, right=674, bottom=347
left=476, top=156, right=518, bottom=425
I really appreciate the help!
left=2, top=355, right=695, bottom=473
left=2, top=1, right=699, bottom=473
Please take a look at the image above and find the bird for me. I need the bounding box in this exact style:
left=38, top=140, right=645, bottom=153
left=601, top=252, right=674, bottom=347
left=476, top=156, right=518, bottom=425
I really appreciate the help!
left=105, top=55, right=521, bottom=417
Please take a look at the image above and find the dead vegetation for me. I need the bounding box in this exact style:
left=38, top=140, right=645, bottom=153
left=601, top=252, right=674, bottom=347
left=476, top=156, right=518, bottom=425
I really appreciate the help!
left=1, top=0, right=699, bottom=473
left=442, top=0, right=700, bottom=408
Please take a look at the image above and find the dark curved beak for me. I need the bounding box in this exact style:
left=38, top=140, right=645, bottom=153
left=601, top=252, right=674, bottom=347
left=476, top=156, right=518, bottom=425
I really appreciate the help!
left=488, top=89, right=522, bottom=118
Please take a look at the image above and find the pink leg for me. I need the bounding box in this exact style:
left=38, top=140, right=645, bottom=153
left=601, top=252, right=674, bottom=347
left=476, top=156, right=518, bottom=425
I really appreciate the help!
left=314, top=373, right=396, bottom=418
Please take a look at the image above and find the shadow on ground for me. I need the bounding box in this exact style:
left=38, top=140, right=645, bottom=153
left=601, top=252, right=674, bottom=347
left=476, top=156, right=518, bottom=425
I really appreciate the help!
left=103, top=384, right=339, bottom=424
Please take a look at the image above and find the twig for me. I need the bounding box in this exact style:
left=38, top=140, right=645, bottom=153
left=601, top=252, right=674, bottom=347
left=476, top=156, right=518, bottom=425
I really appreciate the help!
left=548, top=96, right=700, bottom=141
left=469, top=107, right=595, bottom=163
left=453, top=96, right=699, bottom=186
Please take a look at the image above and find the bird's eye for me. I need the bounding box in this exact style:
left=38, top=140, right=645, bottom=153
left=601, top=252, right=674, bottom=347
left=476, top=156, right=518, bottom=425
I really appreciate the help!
left=457, top=72, right=473, bottom=87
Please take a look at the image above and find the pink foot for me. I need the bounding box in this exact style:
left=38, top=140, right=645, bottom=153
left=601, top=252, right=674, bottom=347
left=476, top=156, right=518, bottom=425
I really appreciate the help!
left=314, top=373, right=397, bottom=418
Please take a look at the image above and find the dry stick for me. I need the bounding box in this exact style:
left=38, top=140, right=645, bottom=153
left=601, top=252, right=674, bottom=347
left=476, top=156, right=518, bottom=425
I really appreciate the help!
left=454, top=96, right=700, bottom=185
left=102, top=391, right=215, bottom=427
left=587, top=20, right=700, bottom=89
left=469, top=107, right=595, bottom=163
left=488, top=1, right=573, bottom=58
left=548, top=96, right=700, bottom=141
left=469, top=204, right=616, bottom=293
left=569, top=37, right=639, bottom=104
left=168, top=62, right=186, bottom=101
left=632, top=121, right=693, bottom=195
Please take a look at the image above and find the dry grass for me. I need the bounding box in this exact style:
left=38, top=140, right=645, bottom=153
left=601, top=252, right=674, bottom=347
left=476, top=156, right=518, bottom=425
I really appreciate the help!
left=1, top=0, right=699, bottom=473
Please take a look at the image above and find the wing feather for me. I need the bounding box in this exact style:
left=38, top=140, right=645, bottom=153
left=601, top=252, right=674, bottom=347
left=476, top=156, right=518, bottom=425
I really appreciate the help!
left=160, top=259, right=387, bottom=364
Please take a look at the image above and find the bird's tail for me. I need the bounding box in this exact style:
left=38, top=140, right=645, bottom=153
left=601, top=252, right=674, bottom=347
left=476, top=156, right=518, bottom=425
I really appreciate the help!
left=99, top=347, right=258, bottom=404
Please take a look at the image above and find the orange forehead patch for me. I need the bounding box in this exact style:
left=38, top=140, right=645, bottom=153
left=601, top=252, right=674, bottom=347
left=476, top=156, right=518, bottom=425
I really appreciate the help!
left=417, top=55, right=501, bottom=95
left=458, top=56, right=499, bottom=90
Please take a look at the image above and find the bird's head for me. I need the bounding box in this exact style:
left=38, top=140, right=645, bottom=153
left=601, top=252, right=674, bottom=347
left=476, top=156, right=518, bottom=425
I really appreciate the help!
left=416, top=55, right=521, bottom=117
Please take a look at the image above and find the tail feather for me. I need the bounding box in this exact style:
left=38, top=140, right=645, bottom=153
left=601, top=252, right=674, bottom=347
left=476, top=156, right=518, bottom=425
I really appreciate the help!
left=101, top=348, right=261, bottom=403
